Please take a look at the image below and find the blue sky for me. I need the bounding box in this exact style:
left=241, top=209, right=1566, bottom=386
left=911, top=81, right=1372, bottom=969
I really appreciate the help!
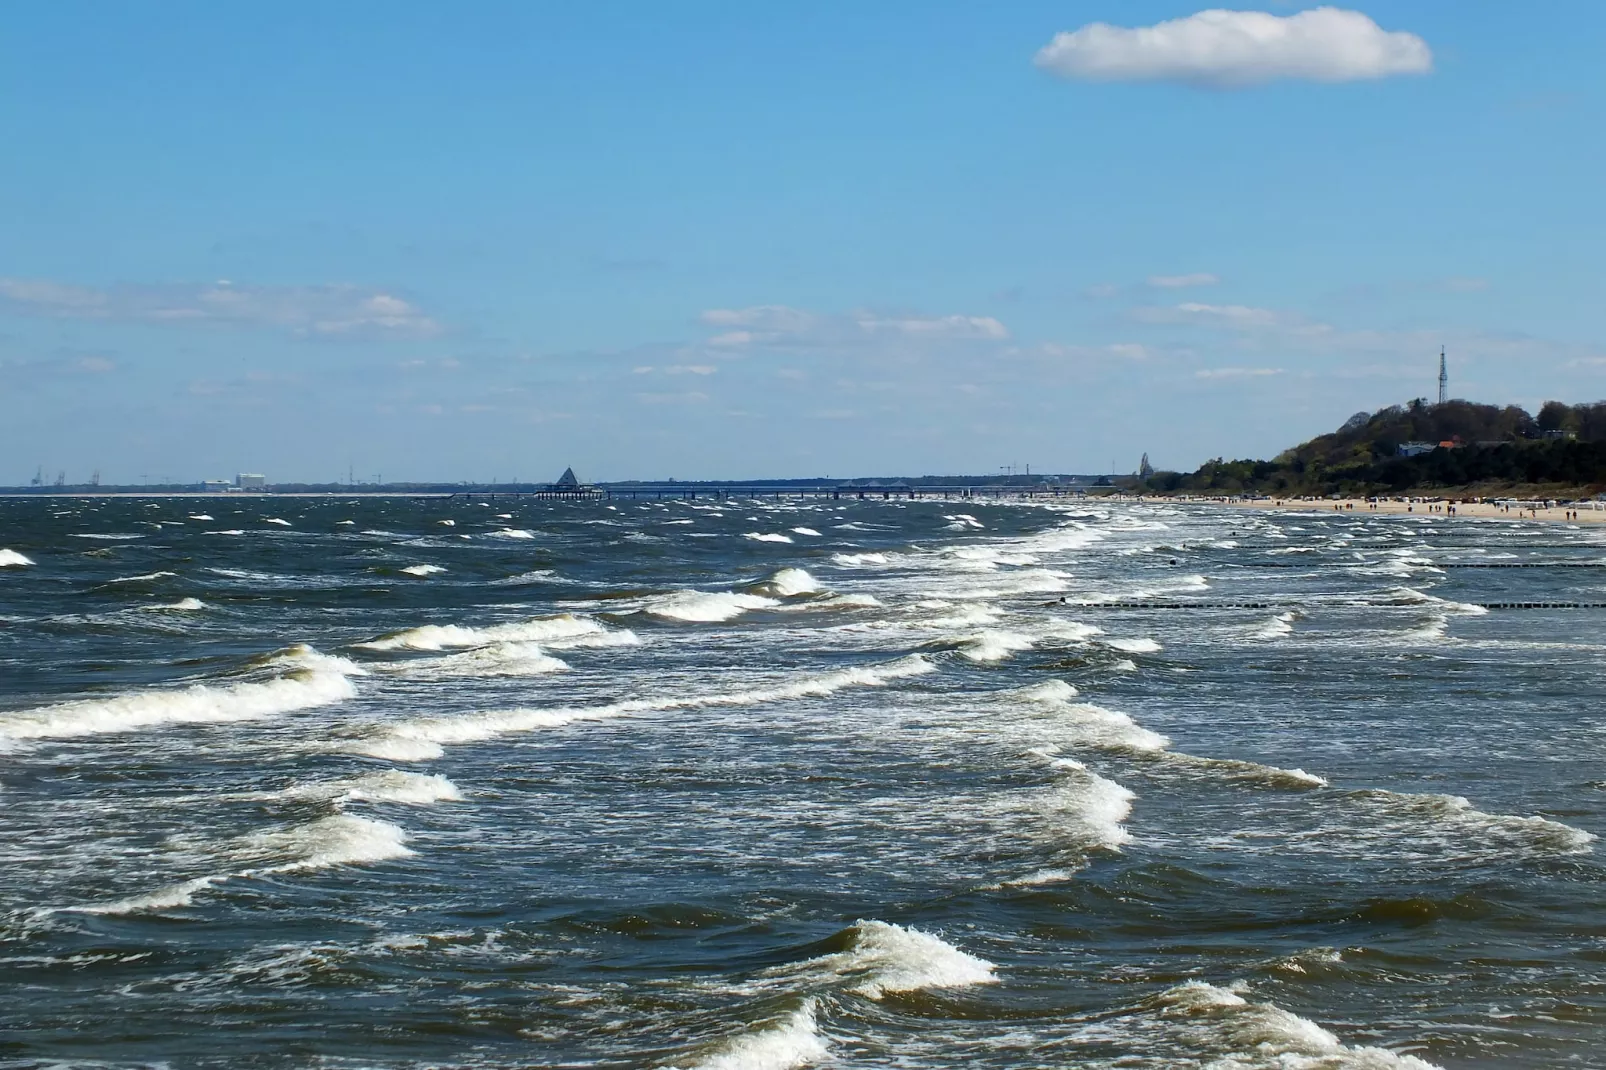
left=2, top=2, right=1602, bottom=483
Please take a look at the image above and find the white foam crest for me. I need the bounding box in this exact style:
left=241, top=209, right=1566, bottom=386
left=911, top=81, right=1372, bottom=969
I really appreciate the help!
left=256, top=814, right=414, bottom=872
left=491, top=569, right=555, bottom=586
left=0, top=645, right=360, bottom=741
left=950, top=568, right=1070, bottom=599
left=70, top=876, right=227, bottom=916
left=1036, top=754, right=1135, bottom=850
left=1016, top=680, right=1079, bottom=702
left=108, top=570, right=178, bottom=584
left=489, top=528, right=536, bottom=539
left=359, top=613, right=603, bottom=651
left=743, top=532, right=794, bottom=543
left=1154, top=981, right=1443, bottom=1068
left=764, top=568, right=823, bottom=597
left=956, top=630, right=1036, bottom=662
left=1042, top=619, right=1105, bottom=642
left=188, top=513, right=214, bottom=521
left=1355, top=789, right=1595, bottom=854
left=1399, top=614, right=1450, bottom=642
left=544, top=629, right=642, bottom=649
left=1015, top=686, right=1171, bottom=752
left=830, top=552, right=890, bottom=567
left=400, top=564, right=447, bottom=577
left=144, top=597, right=207, bottom=612
left=63, top=815, right=412, bottom=915
left=671, top=1000, right=829, bottom=1070
left=437, top=519, right=456, bottom=526
left=341, top=770, right=462, bottom=805
left=381, top=641, right=569, bottom=678
left=1105, top=637, right=1162, bottom=654
left=790, top=527, right=822, bottom=537
left=0, top=549, right=36, bottom=567
left=1248, top=611, right=1299, bottom=640
left=263, top=517, right=291, bottom=526
left=1164, top=753, right=1328, bottom=790
left=643, top=590, right=781, bottom=622
left=813, top=593, right=881, bottom=609
left=68, top=533, right=144, bottom=540
left=916, top=604, right=1002, bottom=629
left=802, top=920, right=996, bottom=999
left=353, top=655, right=933, bottom=760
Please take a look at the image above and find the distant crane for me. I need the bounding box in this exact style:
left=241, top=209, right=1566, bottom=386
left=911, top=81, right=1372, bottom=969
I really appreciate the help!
left=1438, top=346, right=1448, bottom=405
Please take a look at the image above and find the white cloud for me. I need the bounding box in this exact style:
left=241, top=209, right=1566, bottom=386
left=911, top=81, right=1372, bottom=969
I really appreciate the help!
left=1138, top=302, right=1285, bottom=328
left=1147, top=273, right=1220, bottom=288
left=665, top=364, right=717, bottom=375
left=855, top=313, right=1009, bottom=340
left=1032, top=341, right=1156, bottom=361
left=0, top=277, right=441, bottom=338
left=1035, top=7, right=1433, bottom=88
left=1195, top=366, right=1285, bottom=379
left=635, top=390, right=709, bottom=405
left=698, top=305, right=1008, bottom=350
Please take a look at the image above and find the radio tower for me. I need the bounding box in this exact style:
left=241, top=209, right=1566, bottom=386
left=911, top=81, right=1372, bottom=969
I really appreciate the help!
left=1437, top=346, right=1447, bottom=405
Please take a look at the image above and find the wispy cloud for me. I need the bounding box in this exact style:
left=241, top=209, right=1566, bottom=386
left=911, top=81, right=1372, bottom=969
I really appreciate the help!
left=634, top=390, right=709, bottom=405
left=699, top=304, right=1008, bottom=351
left=1195, top=366, right=1284, bottom=379
left=1147, top=273, right=1219, bottom=289
left=1035, top=8, right=1432, bottom=88
left=1136, top=302, right=1287, bottom=329
left=0, top=278, right=441, bottom=339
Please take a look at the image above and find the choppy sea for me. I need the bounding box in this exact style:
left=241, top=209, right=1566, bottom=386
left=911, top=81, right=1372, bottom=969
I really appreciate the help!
left=3, top=494, right=1605, bottom=1069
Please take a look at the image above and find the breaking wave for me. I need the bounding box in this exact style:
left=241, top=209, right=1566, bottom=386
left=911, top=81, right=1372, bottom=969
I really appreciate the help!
left=351, top=655, right=934, bottom=761
left=1013, top=682, right=1171, bottom=753
left=64, top=815, right=412, bottom=916
left=0, top=549, right=36, bottom=567
left=144, top=597, right=207, bottom=612
left=359, top=614, right=604, bottom=651
left=669, top=1000, right=828, bottom=1070
left=400, top=564, right=447, bottom=577
left=0, top=645, right=362, bottom=742
left=108, top=570, right=178, bottom=584
left=760, top=568, right=822, bottom=597
left=1029, top=749, right=1135, bottom=851
left=642, top=590, right=781, bottom=622
left=381, top=641, right=569, bottom=678
left=1352, top=789, right=1595, bottom=855
left=778, top=920, right=996, bottom=1000
left=1151, top=981, right=1443, bottom=1069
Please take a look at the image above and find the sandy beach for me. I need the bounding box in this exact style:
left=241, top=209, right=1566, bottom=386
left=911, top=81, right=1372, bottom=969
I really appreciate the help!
left=1179, top=496, right=1606, bottom=524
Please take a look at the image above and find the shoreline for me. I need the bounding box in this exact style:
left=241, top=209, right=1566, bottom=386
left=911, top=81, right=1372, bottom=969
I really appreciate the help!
left=1169, top=496, right=1606, bottom=525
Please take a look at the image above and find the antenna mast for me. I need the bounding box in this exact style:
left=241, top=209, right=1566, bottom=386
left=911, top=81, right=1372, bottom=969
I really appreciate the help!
left=1437, top=346, right=1447, bottom=405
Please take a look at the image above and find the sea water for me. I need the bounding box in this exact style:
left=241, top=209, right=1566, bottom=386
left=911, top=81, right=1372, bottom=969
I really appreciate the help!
left=2, top=495, right=1604, bottom=1068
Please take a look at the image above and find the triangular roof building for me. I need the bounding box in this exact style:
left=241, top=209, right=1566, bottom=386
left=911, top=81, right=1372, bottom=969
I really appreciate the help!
left=555, top=467, right=580, bottom=488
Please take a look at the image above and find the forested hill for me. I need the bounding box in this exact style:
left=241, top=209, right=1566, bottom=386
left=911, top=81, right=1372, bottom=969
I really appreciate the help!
left=1146, top=399, right=1606, bottom=496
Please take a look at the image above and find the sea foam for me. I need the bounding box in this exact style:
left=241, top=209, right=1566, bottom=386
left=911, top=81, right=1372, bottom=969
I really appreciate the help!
left=359, top=613, right=604, bottom=651
left=643, top=590, right=781, bottom=622
left=671, top=1000, right=829, bottom=1070
left=0, top=645, right=361, bottom=741
left=352, top=655, right=934, bottom=760
left=0, top=549, right=36, bottom=568
left=1153, top=981, right=1443, bottom=1068
left=786, top=920, right=996, bottom=1000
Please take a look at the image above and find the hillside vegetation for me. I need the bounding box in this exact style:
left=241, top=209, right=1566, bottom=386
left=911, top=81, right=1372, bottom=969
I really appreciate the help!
left=1146, top=399, right=1606, bottom=497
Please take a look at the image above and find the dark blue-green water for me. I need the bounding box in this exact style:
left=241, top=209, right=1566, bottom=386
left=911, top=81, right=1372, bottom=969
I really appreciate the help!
left=3, top=495, right=1605, bottom=1069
